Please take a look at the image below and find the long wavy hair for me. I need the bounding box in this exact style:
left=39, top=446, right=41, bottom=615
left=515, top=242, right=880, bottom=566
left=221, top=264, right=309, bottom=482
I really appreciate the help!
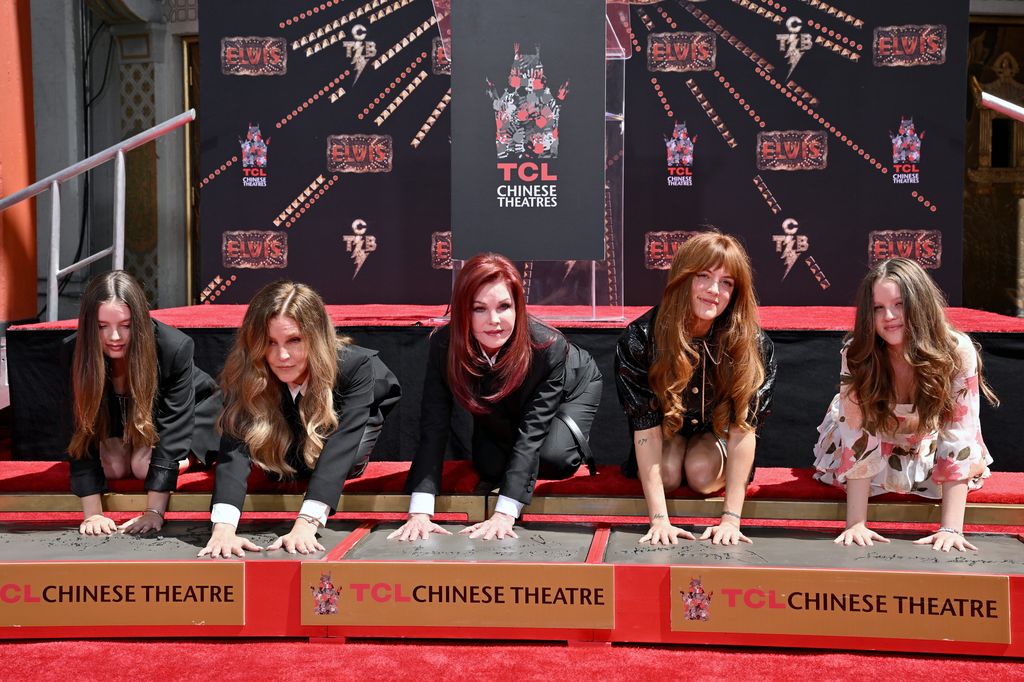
left=69, top=271, right=158, bottom=459
left=447, top=253, right=552, bottom=415
left=219, top=281, right=348, bottom=477
left=844, top=258, right=997, bottom=435
left=650, top=231, right=765, bottom=439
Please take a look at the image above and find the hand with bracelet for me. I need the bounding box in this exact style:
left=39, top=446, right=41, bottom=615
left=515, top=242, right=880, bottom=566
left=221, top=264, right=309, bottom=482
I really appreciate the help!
left=699, top=510, right=751, bottom=545
left=267, top=514, right=326, bottom=555
left=118, top=491, right=171, bottom=534
left=639, top=513, right=695, bottom=545
left=913, top=526, right=978, bottom=553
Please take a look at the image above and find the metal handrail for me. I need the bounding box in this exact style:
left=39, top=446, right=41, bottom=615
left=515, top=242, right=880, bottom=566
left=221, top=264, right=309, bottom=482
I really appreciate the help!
left=0, top=109, right=196, bottom=321
left=979, top=91, right=1024, bottom=123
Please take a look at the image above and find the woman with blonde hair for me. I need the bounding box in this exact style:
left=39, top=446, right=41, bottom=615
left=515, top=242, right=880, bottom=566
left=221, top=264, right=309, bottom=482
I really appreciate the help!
left=615, top=231, right=776, bottom=546
left=813, top=258, right=997, bottom=552
left=66, top=270, right=220, bottom=536
left=200, top=281, right=400, bottom=558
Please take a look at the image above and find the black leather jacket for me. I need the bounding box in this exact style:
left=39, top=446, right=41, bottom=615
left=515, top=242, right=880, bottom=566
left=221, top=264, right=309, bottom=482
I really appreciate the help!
left=614, top=306, right=777, bottom=437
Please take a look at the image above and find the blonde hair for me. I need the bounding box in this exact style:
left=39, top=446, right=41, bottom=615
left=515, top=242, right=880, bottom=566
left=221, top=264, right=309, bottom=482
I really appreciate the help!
left=845, top=258, right=997, bottom=435
left=69, top=271, right=158, bottom=458
left=650, top=231, right=766, bottom=438
left=219, top=281, right=348, bottom=477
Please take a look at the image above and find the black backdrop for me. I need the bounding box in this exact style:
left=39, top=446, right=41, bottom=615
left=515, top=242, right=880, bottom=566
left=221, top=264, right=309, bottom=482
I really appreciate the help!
left=199, top=0, right=967, bottom=306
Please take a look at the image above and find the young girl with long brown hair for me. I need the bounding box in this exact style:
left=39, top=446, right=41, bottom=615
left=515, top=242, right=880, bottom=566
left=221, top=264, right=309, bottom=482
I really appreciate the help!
left=616, top=231, right=776, bottom=546
left=66, top=271, right=220, bottom=536
left=813, top=258, right=997, bottom=552
left=390, top=253, right=603, bottom=542
left=200, top=281, right=400, bottom=558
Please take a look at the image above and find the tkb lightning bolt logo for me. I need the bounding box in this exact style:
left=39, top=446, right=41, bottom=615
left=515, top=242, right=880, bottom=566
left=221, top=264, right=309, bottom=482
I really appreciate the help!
left=343, top=219, right=377, bottom=279
left=776, top=17, right=812, bottom=80
left=772, top=219, right=809, bottom=280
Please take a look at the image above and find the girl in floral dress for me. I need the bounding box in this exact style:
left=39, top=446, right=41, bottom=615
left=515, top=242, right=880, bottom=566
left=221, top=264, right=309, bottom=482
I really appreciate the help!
left=813, top=258, right=998, bottom=552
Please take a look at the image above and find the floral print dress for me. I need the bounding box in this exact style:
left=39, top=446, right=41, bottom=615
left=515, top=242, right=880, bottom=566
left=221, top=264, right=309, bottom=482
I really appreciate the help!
left=812, top=333, right=992, bottom=498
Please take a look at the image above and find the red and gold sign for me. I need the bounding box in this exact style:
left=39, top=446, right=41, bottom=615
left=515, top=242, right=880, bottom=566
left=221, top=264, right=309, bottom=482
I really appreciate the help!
left=756, top=130, right=828, bottom=171
left=220, top=37, right=287, bottom=76
left=0, top=563, right=244, bottom=627
left=301, top=562, right=614, bottom=628
left=873, top=24, right=947, bottom=67
left=222, top=230, right=287, bottom=269
left=670, top=567, right=1009, bottom=644
left=868, top=230, right=941, bottom=268
left=326, top=135, right=394, bottom=174
left=647, top=32, right=716, bottom=72
left=644, top=230, right=701, bottom=269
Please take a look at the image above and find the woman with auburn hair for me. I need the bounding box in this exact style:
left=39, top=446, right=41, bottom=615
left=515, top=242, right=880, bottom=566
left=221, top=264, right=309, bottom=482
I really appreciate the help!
left=813, top=258, right=998, bottom=552
left=66, top=270, right=220, bottom=536
left=615, top=231, right=776, bottom=546
left=390, top=253, right=603, bottom=542
left=199, top=281, right=400, bottom=558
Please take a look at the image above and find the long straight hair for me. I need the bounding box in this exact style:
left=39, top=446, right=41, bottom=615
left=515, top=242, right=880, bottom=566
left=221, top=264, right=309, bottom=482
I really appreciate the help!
left=68, top=271, right=158, bottom=458
left=845, top=258, right=998, bottom=435
left=447, top=253, right=547, bottom=415
left=218, top=281, right=348, bottom=477
left=649, top=231, right=765, bottom=438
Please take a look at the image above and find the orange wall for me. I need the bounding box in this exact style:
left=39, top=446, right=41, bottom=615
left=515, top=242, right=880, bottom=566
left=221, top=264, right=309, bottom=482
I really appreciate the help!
left=0, top=0, right=36, bottom=324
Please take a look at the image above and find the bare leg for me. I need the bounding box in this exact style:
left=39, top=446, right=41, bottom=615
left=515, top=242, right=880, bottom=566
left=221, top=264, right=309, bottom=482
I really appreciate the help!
left=682, top=432, right=727, bottom=495
left=660, top=434, right=688, bottom=492
left=129, top=446, right=153, bottom=480
left=99, top=438, right=131, bottom=480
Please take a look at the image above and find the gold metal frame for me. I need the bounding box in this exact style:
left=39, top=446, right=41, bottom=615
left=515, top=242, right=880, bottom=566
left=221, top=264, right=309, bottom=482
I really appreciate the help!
left=182, top=35, right=199, bottom=303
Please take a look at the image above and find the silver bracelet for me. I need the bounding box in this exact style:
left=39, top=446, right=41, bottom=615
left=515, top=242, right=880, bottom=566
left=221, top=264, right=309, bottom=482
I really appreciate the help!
left=144, top=507, right=165, bottom=520
left=721, top=510, right=741, bottom=521
left=297, top=513, right=322, bottom=528
left=937, top=526, right=963, bottom=536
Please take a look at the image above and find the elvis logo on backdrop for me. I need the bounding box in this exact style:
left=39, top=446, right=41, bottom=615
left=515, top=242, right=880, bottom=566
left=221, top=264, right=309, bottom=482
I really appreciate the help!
left=344, top=24, right=376, bottom=83
left=666, top=123, right=696, bottom=187
left=431, top=231, right=453, bottom=269
left=647, top=32, right=716, bottom=72
left=682, top=577, right=712, bottom=622
left=222, top=230, right=287, bottom=269
left=776, top=17, right=812, bottom=79
left=890, top=117, right=924, bottom=184
left=240, top=124, right=269, bottom=187
left=220, top=37, right=287, bottom=76
left=488, top=44, right=567, bottom=208
left=772, top=219, right=809, bottom=281
left=869, top=230, right=942, bottom=268
left=326, top=135, right=393, bottom=173
left=756, top=130, right=828, bottom=171
left=644, top=230, right=700, bottom=269
left=343, top=219, right=377, bottom=278
left=873, top=25, right=947, bottom=68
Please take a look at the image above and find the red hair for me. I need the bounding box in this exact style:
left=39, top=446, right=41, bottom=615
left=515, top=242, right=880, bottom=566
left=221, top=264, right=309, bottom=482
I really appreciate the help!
left=447, top=253, right=536, bottom=415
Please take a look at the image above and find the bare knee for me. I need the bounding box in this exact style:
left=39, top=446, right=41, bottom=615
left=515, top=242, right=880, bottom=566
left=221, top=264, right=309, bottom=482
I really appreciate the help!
left=661, top=458, right=684, bottom=492
left=99, top=440, right=129, bottom=480
left=684, top=456, right=723, bottom=496
left=130, top=447, right=152, bottom=480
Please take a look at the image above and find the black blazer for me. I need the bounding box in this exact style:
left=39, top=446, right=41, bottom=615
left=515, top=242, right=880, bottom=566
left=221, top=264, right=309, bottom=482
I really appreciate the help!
left=63, top=319, right=219, bottom=497
left=212, top=344, right=400, bottom=514
left=405, top=318, right=600, bottom=505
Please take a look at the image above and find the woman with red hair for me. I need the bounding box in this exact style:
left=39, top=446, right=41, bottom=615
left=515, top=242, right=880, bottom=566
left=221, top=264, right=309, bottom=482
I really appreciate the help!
left=391, top=253, right=603, bottom=541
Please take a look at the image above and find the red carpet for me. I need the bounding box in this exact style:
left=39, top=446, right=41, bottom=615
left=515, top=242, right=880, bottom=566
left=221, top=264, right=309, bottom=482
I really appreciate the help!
left=11, top=304, right=1024, bottom=332
left=2, top=639, right=1023, bottom=680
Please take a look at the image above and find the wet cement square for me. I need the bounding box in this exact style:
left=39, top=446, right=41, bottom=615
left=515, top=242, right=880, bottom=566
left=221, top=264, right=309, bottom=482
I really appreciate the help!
left=0, top=521, right=356, bottom=562
left=605, top=526, right=1024, bottom=574
left=343, top=523, right=596, bottom=563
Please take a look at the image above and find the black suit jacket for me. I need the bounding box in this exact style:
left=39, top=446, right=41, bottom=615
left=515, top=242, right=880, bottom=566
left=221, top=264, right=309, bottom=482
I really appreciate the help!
left=405, top=318, right=598, bottom=505
left=64, top=319, right=218, bottom=497
left=212, top=344, right=400, bottom=514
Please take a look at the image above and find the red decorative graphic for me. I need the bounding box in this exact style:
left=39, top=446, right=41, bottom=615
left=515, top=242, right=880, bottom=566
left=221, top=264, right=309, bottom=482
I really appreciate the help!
left=222, top=230, right=288, bottom=269
left=756, top=130, right=828, bottom=171
left=310, top=573, right=340, bottom=616
left=869, top=230, right=942, bottom=269
left=326, top=134, right=393, bottom=173
left=647, top=32, right=716, bottom=72
left=221, top=37, right=287, bottom=76
left=644, top=231, right=700, bottom=269
left=488, top=43, right=568, bottom=160
left=873, top=25, right=947, bottom=68
left=431, top=231, right=453, bottom=270
left=681, top=577, right=713, bottom=622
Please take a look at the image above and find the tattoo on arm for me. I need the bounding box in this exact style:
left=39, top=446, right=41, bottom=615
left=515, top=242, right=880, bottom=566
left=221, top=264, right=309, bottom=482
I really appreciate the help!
left=638, top=437, right=648, bottom=446
left=650, top=513, right=667, bottom=521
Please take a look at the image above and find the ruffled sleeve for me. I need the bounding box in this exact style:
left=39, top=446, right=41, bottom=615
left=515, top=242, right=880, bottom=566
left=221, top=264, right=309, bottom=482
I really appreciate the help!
left=614, top=309, right=662, bottom=432
left=932, top=334, right=990, bottom=483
